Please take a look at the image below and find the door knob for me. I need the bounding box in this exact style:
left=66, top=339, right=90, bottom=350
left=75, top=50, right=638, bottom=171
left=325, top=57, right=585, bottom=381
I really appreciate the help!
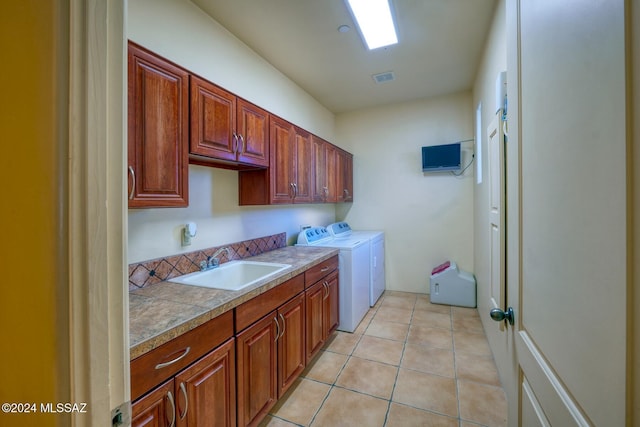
left=490, top=307, right=514, bottom=325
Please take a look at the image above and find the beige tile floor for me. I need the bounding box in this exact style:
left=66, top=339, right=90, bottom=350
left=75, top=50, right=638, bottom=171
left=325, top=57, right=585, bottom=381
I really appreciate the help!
left=260, top=291, right=507, bottom=427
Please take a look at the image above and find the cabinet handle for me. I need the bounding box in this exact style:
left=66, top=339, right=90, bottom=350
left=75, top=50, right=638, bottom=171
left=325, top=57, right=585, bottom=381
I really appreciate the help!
left=178, top=382, right=188, bottom=421
left=323, top=186, right=328, bottom=201
left=167, top=391, right=176, bottom=427
left=320, top=266, right=329, bottom=272
left=232, top=133, right=238, bottom=154
left=279, top=313, right=286, bottom=339
left=238, top=133, right=245, bottom=154
left=292, top=182, right=298, bottom=198
left=323, top=281, right=329, bottom=298
left=155, top=347, right=191, bottom=370
left=274, top=316, right=280, bottom=342
left=128, top=166, right=135, bottom=200
left=344, top=189, right=350, bottom=198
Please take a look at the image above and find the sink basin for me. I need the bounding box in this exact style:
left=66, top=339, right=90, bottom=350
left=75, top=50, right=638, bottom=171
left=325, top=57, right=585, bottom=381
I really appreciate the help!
left=169, top=260, right=291, bottom=291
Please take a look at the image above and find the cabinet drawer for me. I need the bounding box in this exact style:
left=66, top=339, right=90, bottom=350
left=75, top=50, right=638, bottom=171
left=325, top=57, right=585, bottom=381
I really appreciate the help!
left=235, top=274, right=304, bottom=333
left=305, top=255, right=338, bottom=287
left=130, top=310, right=233, bottom=401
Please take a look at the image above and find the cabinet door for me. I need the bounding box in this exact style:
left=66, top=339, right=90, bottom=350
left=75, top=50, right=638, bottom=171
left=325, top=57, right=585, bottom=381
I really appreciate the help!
left=128, top=42, right=189, bottom=208
left=269, top=117, right=295, bottom=204
left=305, top=281, right=326, bottom=363
left=190, top=75, right=237, bottom=162
left=325, top=270, right=340, bottom=336
left=311, top=136, right=327, bottom=202
left=277, top=294, right=306, bottom=396
left=325, top=143, right=337, bottom=203
left=293, top=127, right=312, bottom=203
left=132, top=379, right=175, bottom=427
left=336, top=149, right=353, bottom=203
left=343, top=151, right=353, bottom=202
left=175, top=338, right=236, bottom=427
left=237, top=99, right=269, bottom=167
left=236, top=313, right=278, bottom=427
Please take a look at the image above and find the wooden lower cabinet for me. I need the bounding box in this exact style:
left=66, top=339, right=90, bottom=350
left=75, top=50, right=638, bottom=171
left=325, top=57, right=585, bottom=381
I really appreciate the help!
left=175, top=338, right=236, bottom=427
left=277, top=294, right=306, bottom=396
left=236, top=293, right=306, bottom=427
left=132, top=337, right=236, bottom=427
left=305, top=269, right=339, bottom=363
left=236, top=313, right=277, bottom=427
left=325, top=271, right=340, bottom=337
left=131, top=379, right=175, bottom=427
left=305, top=280, right=325, bottom=362
left=132, top=264, right=337, bottom=427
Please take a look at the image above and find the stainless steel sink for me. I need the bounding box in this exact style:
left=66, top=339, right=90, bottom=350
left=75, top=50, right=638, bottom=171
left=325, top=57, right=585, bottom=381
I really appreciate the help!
left=169, top=260, right=291, bottom=291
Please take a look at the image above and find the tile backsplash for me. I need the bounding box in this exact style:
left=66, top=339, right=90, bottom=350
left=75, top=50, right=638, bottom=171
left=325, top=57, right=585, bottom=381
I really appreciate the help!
left=128, top=232, right=287, bottom=290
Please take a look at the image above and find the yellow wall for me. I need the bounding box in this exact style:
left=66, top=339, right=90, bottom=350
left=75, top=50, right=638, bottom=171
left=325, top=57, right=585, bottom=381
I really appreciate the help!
left=0, top=1, right=69, bottom=426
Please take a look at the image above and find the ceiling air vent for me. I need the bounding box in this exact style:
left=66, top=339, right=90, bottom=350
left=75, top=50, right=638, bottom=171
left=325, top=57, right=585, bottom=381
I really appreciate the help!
left=372, top=71, right=396, bottom=84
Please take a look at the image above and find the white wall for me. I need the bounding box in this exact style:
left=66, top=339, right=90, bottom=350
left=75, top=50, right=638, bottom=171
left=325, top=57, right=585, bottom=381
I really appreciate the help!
left=470, top=0, right=509, bottom=413
left=128, top=166, right=336, bottom=262
left=128, top=0, right=334, bottom=140
left=336, top=92, right=474, bottom=294
left=472, top=1, right=506, bottom=321
left=127, top=0, right=337, bottom=263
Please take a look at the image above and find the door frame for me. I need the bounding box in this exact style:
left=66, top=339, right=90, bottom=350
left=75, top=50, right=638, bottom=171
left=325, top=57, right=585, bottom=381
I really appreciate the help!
left=68, top=0, right=129, bottom=425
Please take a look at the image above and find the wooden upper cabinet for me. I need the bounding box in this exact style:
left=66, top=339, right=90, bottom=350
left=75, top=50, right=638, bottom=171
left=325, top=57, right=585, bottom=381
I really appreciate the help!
left=190, top=75, right=236, bottom=162
left=190, top=75, right=269, bottom=169
left=293, top=126, right=312, bottom=203
left=325, top=144, right=338, bottom=203
left=311, top=136, right=337, bottom=203
left=237, top=99, right=269, bottom=167
left=311, top=136, right=326, bottom=203
left=336, top=148, right=353, bottom=203
left=269, top=117, right=296, bottom=203
left=239, top=129, right=351, bottom=205
left=267, top=116, right=311, bottom=204
left=127, top=42, right=189, bottom=208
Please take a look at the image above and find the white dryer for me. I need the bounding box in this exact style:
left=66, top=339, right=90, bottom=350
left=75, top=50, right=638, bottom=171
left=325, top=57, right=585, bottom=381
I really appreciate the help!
left=297, top=227, right=370, bottom=332
left=327, top=222, right=386, bottom=306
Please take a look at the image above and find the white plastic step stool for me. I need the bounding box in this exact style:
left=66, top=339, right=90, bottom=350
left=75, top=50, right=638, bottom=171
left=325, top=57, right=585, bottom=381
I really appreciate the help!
left=429, top=261, right=476, bottom=308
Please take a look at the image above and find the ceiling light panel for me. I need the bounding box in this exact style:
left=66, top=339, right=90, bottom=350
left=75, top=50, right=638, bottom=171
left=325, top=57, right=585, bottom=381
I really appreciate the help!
left=345, top=0, right=398, bottom=50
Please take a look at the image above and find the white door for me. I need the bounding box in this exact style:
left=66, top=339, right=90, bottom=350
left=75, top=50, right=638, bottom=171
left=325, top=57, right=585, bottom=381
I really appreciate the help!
left=499, top=1, right=629, bottom=426
left=370, top=236, right=385, bottom=306
left=487, top=114, right=505, bottom=316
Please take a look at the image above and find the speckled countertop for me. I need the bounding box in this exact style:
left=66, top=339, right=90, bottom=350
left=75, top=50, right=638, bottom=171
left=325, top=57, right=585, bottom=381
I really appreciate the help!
left=129, top=246, right=338, bottom=360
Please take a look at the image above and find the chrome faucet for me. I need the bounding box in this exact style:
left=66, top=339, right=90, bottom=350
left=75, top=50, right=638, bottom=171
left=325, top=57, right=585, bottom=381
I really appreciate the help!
left=201, top=247, right=231, bottom=270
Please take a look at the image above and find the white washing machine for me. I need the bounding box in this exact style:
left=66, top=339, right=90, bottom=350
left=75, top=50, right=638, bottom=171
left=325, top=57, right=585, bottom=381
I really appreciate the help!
left=327, top=222, right=386, bottom=306
left=297, top=226, right=370, bottom=332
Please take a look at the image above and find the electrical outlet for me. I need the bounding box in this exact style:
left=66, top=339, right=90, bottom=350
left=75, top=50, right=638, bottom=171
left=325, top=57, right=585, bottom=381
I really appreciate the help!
left=182, top=228, right=192, bottom=246
left=111, top=402, right=131, bottom=426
